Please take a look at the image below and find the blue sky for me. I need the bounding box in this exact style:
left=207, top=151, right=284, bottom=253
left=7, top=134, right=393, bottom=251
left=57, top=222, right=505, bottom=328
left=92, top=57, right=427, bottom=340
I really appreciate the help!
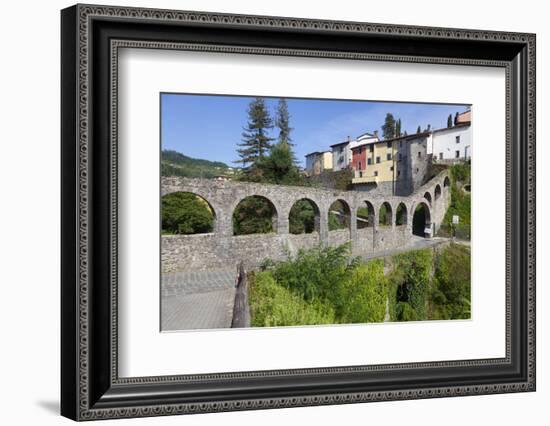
left=161, top=93, right=470, bottom=168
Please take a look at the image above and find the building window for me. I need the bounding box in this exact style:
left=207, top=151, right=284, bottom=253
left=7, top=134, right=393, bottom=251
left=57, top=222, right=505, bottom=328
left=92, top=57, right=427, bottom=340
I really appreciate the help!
left=456, top=135, right=460, bottom=144
left=439, top=152, right=443, bottom=160
left=376, top=156, right=381, bottom=164
left=367, top=158, right=372, bottom=165
left=358, top=147, right=362, bottom=154
left=358, top=161, right=362, bottom=170
left=374, top=171, right=378, bottom=177
left=418, top=151, right=421, bottom=158
left=455, top=150, right=460, bottom=158
left=390, top=166, right=394, bottom=171
left=397, top=170, right=401, bottom=177
left=369, top=145, right=374, bottom=153
left=359, top=171, right=363, bottom=177
left=387, top=142, right=392, bottom=148
left=416, top=168, right=419, bottom=173
left=387, top=153, right=392, bottom=161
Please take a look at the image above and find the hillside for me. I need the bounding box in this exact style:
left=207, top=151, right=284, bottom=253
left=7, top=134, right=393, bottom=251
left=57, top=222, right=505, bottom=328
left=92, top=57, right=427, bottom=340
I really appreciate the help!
left=161, top=150, right=234, bottom=178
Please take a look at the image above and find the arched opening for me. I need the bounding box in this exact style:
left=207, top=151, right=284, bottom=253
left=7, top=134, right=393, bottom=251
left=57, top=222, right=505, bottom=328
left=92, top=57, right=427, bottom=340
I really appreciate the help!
left=443, top=176, right=451, bottom=188
left=412, top=202, right=432, bottom=238
left=289, top=198, right=320, bottom=234
left=379, top=202, right=392, bottom=227
left=396, top=203, right=408, bottom=226
left=329, top=199, right=351, bottom=231
left=357, top=201, right=375, bottom=229
left=161, top=191, right=216, bottom=235
left=233, top=195, right=278, bottom=235
left=424, top=191, right=432, bottom=205
left=434, top=184, right=442, bottom=201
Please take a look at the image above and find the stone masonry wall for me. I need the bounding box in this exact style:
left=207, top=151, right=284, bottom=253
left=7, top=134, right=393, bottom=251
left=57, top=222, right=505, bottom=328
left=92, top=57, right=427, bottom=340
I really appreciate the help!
left=161, top=171, right=451, bottom=273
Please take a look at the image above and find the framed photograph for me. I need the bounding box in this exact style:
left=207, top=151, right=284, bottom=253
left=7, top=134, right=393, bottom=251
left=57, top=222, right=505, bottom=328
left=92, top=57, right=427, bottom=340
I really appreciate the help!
left=61, top=4, right=536, bottom=421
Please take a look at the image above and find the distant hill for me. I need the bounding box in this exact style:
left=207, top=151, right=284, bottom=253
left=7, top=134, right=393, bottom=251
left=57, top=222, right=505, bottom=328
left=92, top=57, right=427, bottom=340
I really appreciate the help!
left=161, top=150, right=235, bottom=178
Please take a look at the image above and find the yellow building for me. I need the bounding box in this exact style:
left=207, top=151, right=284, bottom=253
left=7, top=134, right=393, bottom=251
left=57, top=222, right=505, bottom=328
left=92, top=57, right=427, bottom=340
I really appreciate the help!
left=305, top=151, right=333, bottom=176
left=351, top=139, right=396, bottom=185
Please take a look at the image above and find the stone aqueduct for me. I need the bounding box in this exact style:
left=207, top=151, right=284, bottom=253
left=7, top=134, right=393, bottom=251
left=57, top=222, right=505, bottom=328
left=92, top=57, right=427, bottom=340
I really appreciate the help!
left=161, top=171, right=451, bottom=272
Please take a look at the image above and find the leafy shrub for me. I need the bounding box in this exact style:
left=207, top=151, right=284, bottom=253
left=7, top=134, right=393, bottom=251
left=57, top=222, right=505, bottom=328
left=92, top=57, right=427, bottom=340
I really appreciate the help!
left=430, top=244, right=471, bottom=320
left=338, top=261, right=388, bottom=323
left=161, top=192, right=214, bottom=234
left=249, top=271, right=335, bottom=327
left=388, top=249, right=432, bottom=321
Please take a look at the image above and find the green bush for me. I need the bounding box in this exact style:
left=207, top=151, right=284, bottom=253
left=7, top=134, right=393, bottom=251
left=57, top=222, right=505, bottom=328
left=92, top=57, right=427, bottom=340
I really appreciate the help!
left=430, top=244, right=471, bottom=320
left=249, top=271, right=335, bottom=327
left=388, top=249, right=432, bottom=321
left=161, top=192, right=214, bottom=234
left=338, top=261, right=388, bottom=323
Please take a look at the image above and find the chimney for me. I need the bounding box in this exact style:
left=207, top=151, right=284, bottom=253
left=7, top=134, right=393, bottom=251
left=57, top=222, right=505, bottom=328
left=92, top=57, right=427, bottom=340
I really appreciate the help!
left=373, top=130, right=378, bottom=137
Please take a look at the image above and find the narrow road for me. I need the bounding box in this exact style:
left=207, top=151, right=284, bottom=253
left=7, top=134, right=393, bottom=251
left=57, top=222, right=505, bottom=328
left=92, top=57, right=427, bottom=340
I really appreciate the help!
left=161, top=268, right=236, bottom=331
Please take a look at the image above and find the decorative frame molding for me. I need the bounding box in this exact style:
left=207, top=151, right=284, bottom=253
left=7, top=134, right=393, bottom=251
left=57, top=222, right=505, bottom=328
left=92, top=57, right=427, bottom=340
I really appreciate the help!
left=61, top=4, right=536, bottom=421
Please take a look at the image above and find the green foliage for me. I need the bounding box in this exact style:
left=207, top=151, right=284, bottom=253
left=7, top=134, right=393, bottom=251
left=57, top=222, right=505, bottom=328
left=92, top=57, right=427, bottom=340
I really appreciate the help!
left=338, top=261, right=388, bottom=324
left=275, top=98, right=294, bottom=147
left=430, top=244, right=471, bottom=320
left=161, top=150, right=231, bottom=178
left=254, top=142, right=305, bottom=185
left=161, top=192, right=214, bottom=234
left=439, top=163, right=471, bottom=239
left=382, top=113, right=396, bottom=139
left=289, top=200, right=317, bottom=234
left=252, top=244, right=387, bottom=326
left=236, top=97, right=274, bottom=170
left=249, top=271, right=335, bottom=327
left=379, top=203, right=391, bottom=226
left=447, top=114, right=453, bottom=128
left=388, top=249, right=433, bottom=321
left=416, top=125, right=421, bottom=134
left=233, top=196, right=275, bottom=235
left=269, top=244, right=355, bottom=304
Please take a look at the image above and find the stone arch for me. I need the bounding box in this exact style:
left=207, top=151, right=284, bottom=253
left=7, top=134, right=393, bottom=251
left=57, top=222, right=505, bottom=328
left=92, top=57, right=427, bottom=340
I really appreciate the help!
left=232, top=195, right=278, bottom=236
left=161, top=191, right=216, bottom=235
left=424, top=191, right=432, bottom=205
left=328, top=199, right=351, bottom=232
left=396, top=202, right=408, bottom=226
left=434, top=184, right=442, bottom=201
left=357, top=200, right=375, bottom=229
left=289, top=198, right=321, bottom=234
left=379, top=201, right=392, bottom=227
left=443, top=176, right=451, bottom=188
left=412, top=201, right=432, bottom=238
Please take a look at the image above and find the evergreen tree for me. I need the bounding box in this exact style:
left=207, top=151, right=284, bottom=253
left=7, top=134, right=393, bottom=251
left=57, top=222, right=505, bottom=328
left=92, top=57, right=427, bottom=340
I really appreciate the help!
left=447, top=114, right=453, bottom=128
left=454, top=112, right=459, bottom=125
left=275, top=98, right=293, bottom=146
left=382, top=113, right=397, bottom=139
left=395, top=118, right=402, bottom=137
left=236, top=98, right=274, bottom=169
left=416, top=125, right=421, bottom=134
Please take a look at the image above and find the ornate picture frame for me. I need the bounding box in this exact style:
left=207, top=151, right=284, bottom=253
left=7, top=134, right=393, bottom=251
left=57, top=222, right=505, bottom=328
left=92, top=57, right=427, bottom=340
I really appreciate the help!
left=61, top=4, right=535, bottom=421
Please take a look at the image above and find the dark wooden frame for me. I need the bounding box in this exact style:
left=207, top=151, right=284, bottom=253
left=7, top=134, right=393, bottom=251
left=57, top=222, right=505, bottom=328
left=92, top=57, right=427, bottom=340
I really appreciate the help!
left=61, top=4, right=536, bottom=421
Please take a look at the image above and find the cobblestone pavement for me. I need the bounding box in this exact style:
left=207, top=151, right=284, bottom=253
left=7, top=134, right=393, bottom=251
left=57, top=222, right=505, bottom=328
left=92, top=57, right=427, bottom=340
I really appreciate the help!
left=161, top=268, right=236, bottom=331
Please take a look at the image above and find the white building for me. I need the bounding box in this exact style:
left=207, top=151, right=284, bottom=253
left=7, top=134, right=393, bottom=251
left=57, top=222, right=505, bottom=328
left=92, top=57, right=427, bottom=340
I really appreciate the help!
left=429, top=122, right=472, bottom=161
left=330, top=132, right=379, bottom=171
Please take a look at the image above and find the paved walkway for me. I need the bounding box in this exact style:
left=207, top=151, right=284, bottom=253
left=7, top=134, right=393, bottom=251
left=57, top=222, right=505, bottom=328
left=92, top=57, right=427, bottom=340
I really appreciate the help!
left=161, top=269, right=236, bottom=331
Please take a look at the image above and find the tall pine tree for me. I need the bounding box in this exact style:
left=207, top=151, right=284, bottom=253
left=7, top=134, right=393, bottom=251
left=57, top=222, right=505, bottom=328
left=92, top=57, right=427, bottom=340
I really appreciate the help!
left=275, top=98, right=293, bottom=147
left=416, top=125, right=421, bottom=134
left=381, top=113, right=396, bottom=139
left=236, top=98, right=274, bottom=169
left=447, top=114, right=453, bottom=128
left=395, top=118, right=402, bottom=137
